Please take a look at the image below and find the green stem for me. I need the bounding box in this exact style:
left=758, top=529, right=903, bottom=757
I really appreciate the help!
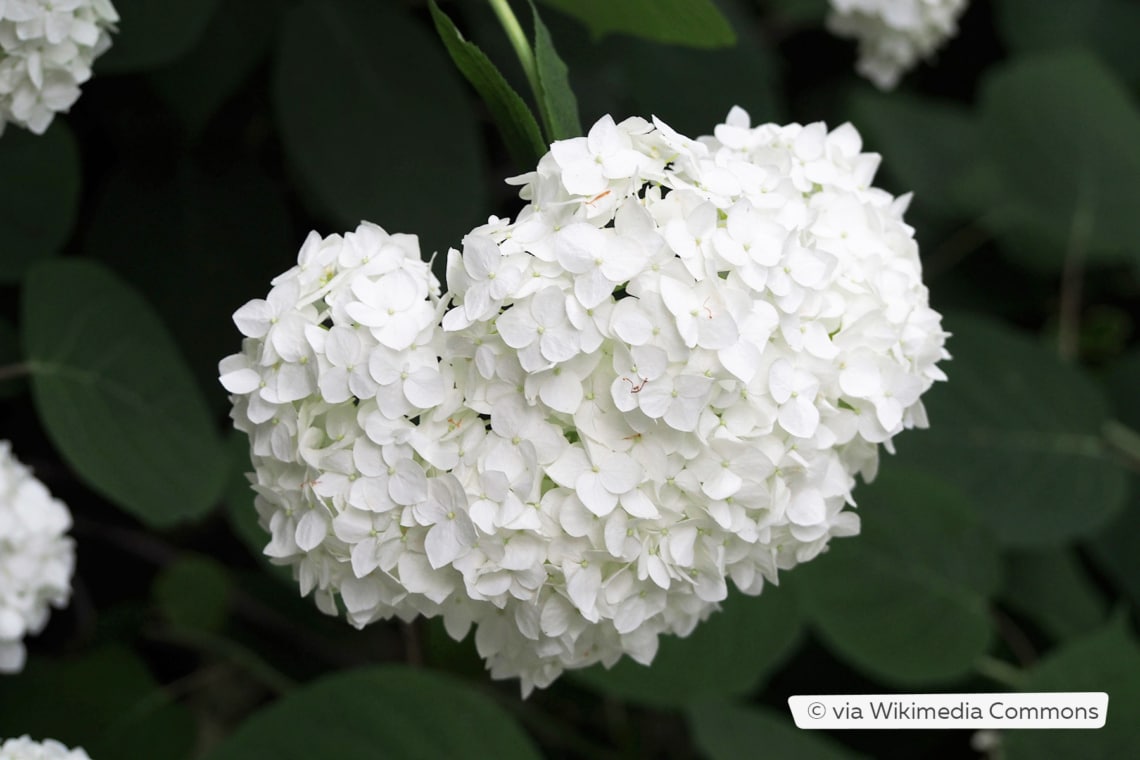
left=974, top=656, right=1025, bottom=689
left=488, top=0, right=540, bottom=101
left=1102, top=420, right=1140, bottom=472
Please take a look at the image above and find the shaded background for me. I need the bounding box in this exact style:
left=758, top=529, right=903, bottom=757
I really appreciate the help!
left=1, top=0, right=1139, bottom=757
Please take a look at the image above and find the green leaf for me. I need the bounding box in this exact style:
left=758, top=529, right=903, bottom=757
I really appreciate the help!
left=894, top=314, right=1127, bottom=546
left=275, top=0, right=486, bottom=257
left=83, top=160, right=290, bottom=409
left=573, top=584, right=801, bottom=708
left=980, top=51, right=1140, bottom=269
left=994, top=0, right=1140, bottom=84
left=0, top=121, right=79, bottom=282
left=0, top=646, right=196, bottom=760
left=153, top=555, right=232, bottom=633
left=1001, top=548, right=1107, bottom=642
left=794, top=467, right=1000, bottom=685
left=428, top=0, right=546, bottom=168
left=530, top=0, right=581, bottom=140
left=97, top=0, right=222, bottom=73
left=848, top=91, right=978, bottom=218
left=202, top=666, right=541, bottom=760
left=687, top=701, right=865, bottom=760
left=537, top=0, right=735, bottom=48
left=23, top=259, right=227, bottom=527
left=1005, top=620, right=1140, bottom=759
left=149, top=0, right=287, bottom=136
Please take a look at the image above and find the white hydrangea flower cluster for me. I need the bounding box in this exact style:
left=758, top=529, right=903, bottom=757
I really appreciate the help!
left=0, top=0, right=119, bottom=135
left=826, top=0, right=968, bottom=89
left=0, top=441, right=75, bottom=674
left=0, top=736, right=91, bottom=760
left=222, top=108, right=948, bottom=695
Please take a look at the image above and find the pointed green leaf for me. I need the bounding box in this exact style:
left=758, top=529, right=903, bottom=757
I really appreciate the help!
left=0, top=121, right=79, bottom=282
left=687, top=701, right=865, bottom=760
left=1086, top=479, right=1140, bottom=608
left=202, top=667, right=541, bottom=760
left=573, top=584, right=801, bottom=708
left=23, top=259, right=227, bottom=527
left=794, top=467, right=1000, bottom=685
left=537, top=0, right=735, bottom=48
left=275, top=0, right=486, bottom=257
left=530, top=0, right=581, bottom=139
left=429, top=0, right=546, bottom=167
left=1005, top=620, right=1140, bottom=759
left=894, top=314, right=1127, bottom=546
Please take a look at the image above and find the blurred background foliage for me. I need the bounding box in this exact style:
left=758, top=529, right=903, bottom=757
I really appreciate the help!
left=1, top=0, right=1139, bottom=757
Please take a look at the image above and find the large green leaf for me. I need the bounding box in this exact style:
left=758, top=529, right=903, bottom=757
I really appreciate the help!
left=994, top=0, right=1140, bottom=84
left=1005, top=620, right=1140, bottom=759
left=23, top=259, right=227, bottom=527
left=894, top=314, right=1127, bottom=546
left=538, top=0, right=735, bottom=48
left=0, top=646, right=196, bottom=760
left=687, top=701, right=865, bottom=760
left=202, top=667, right=541, bottom=760
left=980, top=51, right=1140, bottom=270
left=1001, top=548, right=1107, bottom=642
left=275, top=0, right=485, bottom=257
left=531, top=0, right=582, bottom=140
left=573, top=584, right=801, bottom=708
left=793, top=467, right=1000, bottom=685
left=428, top=0, right=546, bottom=168
left=96, top=0, right=222, bottom=72
left=0, top=121, right=79, bottom=282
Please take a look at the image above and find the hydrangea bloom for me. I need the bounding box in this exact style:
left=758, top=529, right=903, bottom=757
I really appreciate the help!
left=0, top=736, right=91, bottom=760
left=222, top=108, right=948, bottom=695
left=0, top=441, right=75, bottom=673
left=827, top=0, right=968, bottom=89
left=0, top=0, right=119, bottom=135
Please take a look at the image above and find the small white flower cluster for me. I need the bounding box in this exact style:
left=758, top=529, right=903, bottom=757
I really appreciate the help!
left=826, top=0, right=968, bottom=89
left=0, top=0, right=118, bottom=135
left=0, top=441, right=75, bottom=674
left=222, top=108, right=947, bottom=695
left=0, top=736, right=91, bottom=760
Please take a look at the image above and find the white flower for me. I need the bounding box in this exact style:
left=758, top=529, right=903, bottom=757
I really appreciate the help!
left=223, top=108, right=948, bottom=697
left=826, top=0, right=968, bottom=89
left=0, top=736, right=91, bottom=760
left=0, top=441, right=75, bottom=674
left=0, top=0, right=118, bottom=135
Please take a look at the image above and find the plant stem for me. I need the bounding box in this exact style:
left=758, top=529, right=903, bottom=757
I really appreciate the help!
left=488, top=0, right=540, bottom=101
left=1057, top=183, right=1094, bottom=361
left=1102, top=420, right=1140, bottom=472
left=974, top=656, right=1025, bottom=689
